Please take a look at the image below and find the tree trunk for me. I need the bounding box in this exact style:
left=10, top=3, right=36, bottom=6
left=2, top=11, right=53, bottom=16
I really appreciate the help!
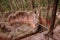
left=48, top=0, right=58, bottom=36
left=46, top=0, right=50, bottom=26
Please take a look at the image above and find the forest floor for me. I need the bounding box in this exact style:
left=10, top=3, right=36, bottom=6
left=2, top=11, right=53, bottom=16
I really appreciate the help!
left=21, top=14, right=60, bottom=40
left=21, top=25, right=60, bottom=40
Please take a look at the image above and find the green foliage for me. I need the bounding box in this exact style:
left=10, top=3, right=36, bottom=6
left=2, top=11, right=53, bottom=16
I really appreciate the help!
left=23, top=0, right=30, bottom=9
left=40, top=0, right=47, bottom=7
left=0, top=0, right=60, bottom=12
left=0, top=0, right=11, bottom=11
left=58, top=0, right=60, bottom=9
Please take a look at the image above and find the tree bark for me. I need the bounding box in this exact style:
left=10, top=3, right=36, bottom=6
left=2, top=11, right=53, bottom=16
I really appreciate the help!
left=48, top=0, right=58, bottom=35
left=46, top=0, right=50, bottom=26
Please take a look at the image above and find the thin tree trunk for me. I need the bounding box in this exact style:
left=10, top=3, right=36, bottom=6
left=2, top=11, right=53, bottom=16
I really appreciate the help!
left=0, top=0, right=5, bottom=22
left=46, top=0, right=50, bottom=27
left=38, top=0, right=41, bottom=23
left=45, top=0, right=58, bottom=40
left=0, top=1, right=4, bottom=15
left=48, top=0, right=58, bottom=36
left=17, top=0, right=22, bottom=10
left=0, top=0, right=2, bottom=19
left=31, top=0, right=35, bottom=10
left=31, top=0, right=37, bottom=14
left=9, top=0, right=13, bottom=11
